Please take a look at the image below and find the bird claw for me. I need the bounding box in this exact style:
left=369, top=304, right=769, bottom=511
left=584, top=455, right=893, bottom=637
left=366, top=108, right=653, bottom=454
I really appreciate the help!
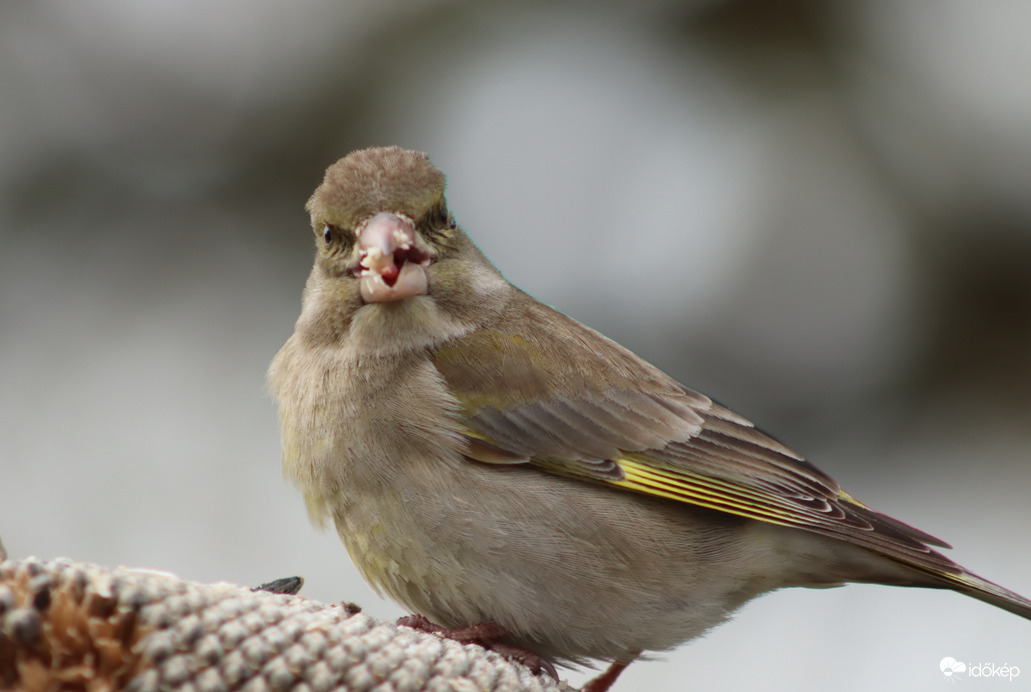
left=395, top=615, right=558, bottom=680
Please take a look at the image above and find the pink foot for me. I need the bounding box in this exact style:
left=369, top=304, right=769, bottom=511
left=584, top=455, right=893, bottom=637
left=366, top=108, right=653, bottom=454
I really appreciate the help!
left=581, top=654, right=638, bottom=692
left=396, top=614, right=558, bottom=680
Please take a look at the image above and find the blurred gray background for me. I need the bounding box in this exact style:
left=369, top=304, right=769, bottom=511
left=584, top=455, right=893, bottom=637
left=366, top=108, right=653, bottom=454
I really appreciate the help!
left=2, top=1, right=1030, bottom=690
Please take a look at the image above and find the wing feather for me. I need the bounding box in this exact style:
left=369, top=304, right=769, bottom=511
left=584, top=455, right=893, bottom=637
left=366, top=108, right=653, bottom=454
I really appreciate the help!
left=432, top=303, right=961, bottom=579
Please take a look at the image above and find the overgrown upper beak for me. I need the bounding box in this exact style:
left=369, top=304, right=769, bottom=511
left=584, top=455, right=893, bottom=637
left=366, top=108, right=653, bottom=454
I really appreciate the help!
left=357, top=212, right=434, bottom=303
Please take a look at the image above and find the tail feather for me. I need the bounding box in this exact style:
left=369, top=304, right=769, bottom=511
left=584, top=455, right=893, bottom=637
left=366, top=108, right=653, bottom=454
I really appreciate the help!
left=831, top=499, right=1031, bottom=621
left=898, top=558, right=1031, bottom=621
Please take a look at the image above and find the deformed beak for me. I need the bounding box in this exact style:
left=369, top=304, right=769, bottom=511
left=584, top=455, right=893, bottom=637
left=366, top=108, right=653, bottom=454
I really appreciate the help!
left=357, top=212, right=433, bottom=303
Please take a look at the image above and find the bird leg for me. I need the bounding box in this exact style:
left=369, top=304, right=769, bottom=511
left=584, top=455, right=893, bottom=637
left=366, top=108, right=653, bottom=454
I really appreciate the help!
left=580, top=653, right=639, bottom=692
left=396, top=614, right=558, bottom=680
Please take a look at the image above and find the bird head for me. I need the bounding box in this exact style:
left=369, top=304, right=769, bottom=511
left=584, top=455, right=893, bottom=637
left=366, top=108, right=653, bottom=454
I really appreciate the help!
left=306, top=146, right=459, bottom=304
left=298, top=147, right=511, bottom=352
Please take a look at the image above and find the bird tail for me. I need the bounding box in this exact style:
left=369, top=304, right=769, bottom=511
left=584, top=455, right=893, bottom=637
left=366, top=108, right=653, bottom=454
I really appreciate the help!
left=905, top=561, right=1031, bottom=621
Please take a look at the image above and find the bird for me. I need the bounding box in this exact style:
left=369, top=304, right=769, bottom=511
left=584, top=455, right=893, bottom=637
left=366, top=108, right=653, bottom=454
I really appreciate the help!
left=268, top=146, right=1031, bottom=691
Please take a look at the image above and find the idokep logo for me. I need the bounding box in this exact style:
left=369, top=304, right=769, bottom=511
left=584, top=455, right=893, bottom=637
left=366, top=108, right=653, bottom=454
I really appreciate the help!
left=940, top=657, right=1021, bottom=682
left=941, top=657, right=967, bottom=679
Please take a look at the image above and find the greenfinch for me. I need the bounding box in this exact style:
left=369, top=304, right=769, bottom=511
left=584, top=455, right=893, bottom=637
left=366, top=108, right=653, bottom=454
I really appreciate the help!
left=268, top=146, right=1031, bottom=690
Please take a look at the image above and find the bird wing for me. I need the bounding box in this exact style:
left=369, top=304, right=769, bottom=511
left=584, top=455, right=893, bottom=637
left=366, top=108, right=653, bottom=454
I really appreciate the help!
left=430, top=300, right=964, bottom=575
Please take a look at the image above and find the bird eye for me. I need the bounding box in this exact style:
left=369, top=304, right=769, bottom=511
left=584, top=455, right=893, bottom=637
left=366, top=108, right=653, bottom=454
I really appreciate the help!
left=437, top=206, right=453, bottom=228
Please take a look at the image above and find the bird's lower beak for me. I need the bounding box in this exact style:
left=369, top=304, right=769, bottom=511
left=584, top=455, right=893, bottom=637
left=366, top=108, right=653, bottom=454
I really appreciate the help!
left=357, top=212, right=433, bottom=303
